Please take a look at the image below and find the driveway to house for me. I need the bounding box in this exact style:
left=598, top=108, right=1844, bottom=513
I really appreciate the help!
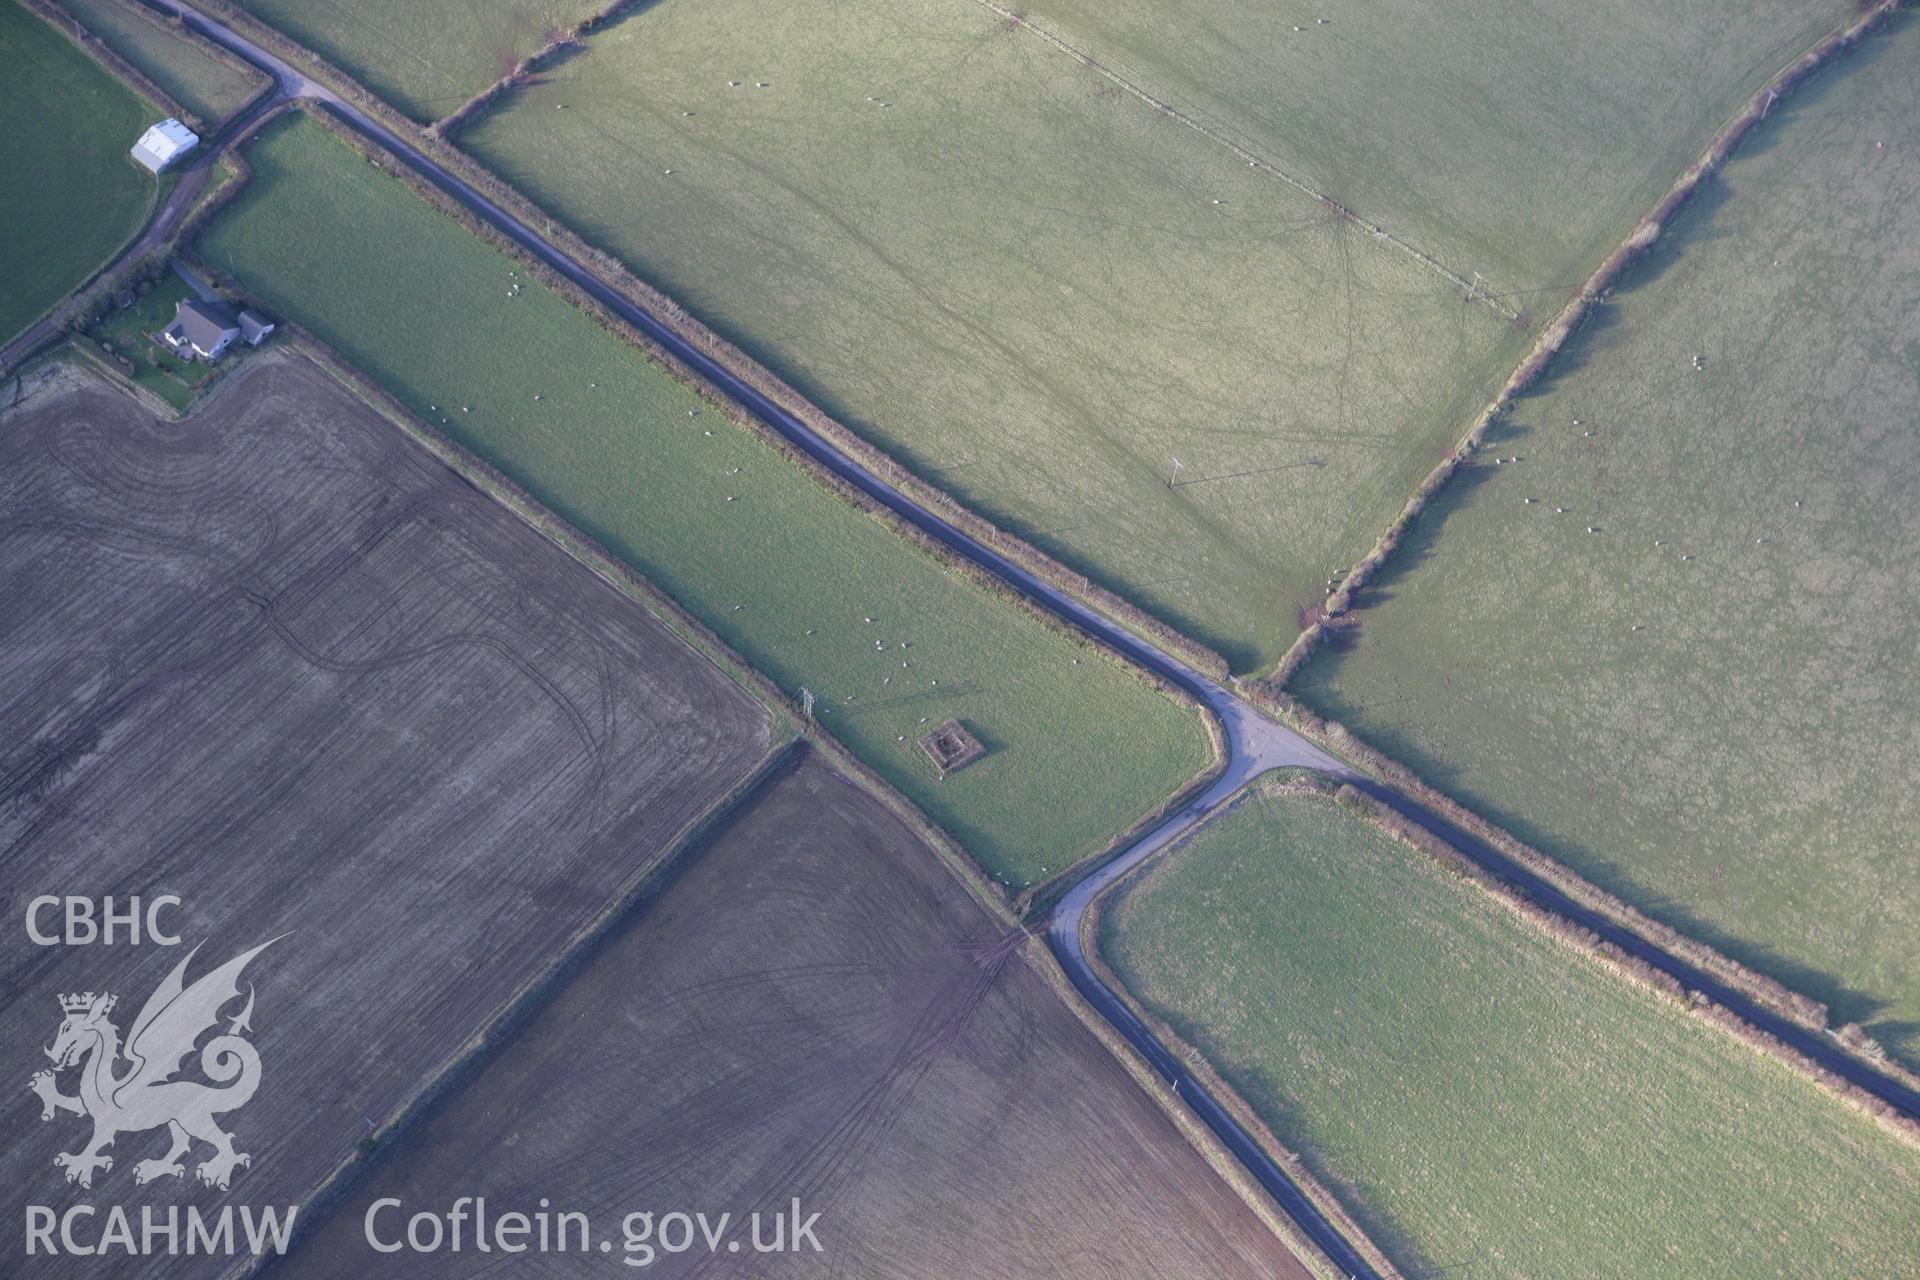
left=74, top=2, right=1920, bottom=1270
left=0, top=87, right=285, bottom=376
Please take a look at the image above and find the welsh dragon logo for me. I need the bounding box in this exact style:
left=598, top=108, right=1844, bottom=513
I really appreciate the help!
left=28, top=939, right=279, bottom=1191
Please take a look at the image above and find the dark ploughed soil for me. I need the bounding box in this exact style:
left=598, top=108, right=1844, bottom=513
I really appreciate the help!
left=1, top=356, right=772, bottom=1277
left=266, top=750, right=1312, bottom=1278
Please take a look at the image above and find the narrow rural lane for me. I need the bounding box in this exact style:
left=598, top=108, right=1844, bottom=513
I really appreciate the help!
left=118, top=3, right=1920, bottom=1270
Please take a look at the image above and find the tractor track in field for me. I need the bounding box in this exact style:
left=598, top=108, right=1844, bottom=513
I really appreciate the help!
left=71, top=5, right=1920, bottom=1276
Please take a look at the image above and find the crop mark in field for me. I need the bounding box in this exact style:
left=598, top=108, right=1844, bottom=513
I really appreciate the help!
left=970, top=0, right=1521, bottom=322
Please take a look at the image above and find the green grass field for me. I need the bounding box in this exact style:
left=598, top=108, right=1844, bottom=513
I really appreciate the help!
left=455, top=0, right=1528, bottom=672
left=0, top=0, right=154, bottom=345
left=1016, top=0, right=1850, bottom=303
left=1294, top=16, right=1920, bottom=1066
left=1103, top=786, right=1920, bottom=1279
left=60, top=0, right=265, bottom=125
left=199, top=113, right=1213, bottom=887
left=234, top=0, right=602, bottom=120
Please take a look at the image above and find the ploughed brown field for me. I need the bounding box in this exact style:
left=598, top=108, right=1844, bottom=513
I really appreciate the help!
left=266, top=750, right=1310, bottom=1278
left=0, top=356, right=773, bottom=1277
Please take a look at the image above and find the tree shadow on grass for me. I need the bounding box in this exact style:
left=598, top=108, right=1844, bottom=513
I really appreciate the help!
left=1868, top=1021, right=1920, bottom=1071
left=1332, top=458, right=1504, bottom=623
left=1514, top=11, right=1915, bottom=405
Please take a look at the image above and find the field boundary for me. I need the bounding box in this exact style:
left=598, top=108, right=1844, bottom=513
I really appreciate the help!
left=426, top=0, right=651, bottom=135
left=277, top=322, right=1045, bottom=926
left=1086, top=770, right=1920, bottom=1280
left=59, top=332, right=181, bottom=418
left=166, top=97, right=1057, bottom=932
left=1263, top=686, right=1920, bottom=1100
left=267, top=729, right=808, bottom=1267
left=61, top=0, right=272, bottom=131
left=175, top=0, right=1233, bottom=683
left=198, top=101, right=1224, bottom=911
left=1324, top=778, right=1920, bottom=1151
left=1267, top=0, right=1906, bottom=689
left=32, top=0, right=188, bottom=122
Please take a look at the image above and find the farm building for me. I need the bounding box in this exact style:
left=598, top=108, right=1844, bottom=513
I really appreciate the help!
left=237, top=308, right=276, bottom=345
left=130, top=118, right=198, bottom=173
left=160, top=297, right=240, bottom=359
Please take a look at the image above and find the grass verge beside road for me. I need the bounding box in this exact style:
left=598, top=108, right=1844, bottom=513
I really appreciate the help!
left=199, top=112, right=1214, bottom=889
left=1102, top=783, right=1920, bottom=1280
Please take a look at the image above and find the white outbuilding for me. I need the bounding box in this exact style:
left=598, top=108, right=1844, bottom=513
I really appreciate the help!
left=130, top=119, right=198, bottom=173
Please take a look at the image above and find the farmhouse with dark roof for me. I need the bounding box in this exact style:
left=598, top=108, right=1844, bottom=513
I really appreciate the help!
left=160, top=298, right=242, bottom=361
